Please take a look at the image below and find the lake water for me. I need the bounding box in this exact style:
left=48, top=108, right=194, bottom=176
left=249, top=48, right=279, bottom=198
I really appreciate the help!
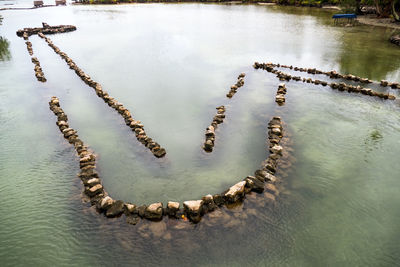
left=1, top=3, right=400, bottom=266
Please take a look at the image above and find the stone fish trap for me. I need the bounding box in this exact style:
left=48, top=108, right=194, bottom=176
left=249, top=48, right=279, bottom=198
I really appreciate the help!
left=17, top=24, right=399, bottom=225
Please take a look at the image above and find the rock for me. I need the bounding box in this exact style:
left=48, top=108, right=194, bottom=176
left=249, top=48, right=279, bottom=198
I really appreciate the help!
left=224, top=181, right=246, bottom=203
left=106, top=200, right=125, bottom=218
left=202, top=194, right=216, bottom=212
left=270, top=145, right=283, bottom=155
left=183, top=200, right=204, bottom=223
left=137, top=205, right=147, bottom=218
left=152, top=148, right=166, bottom=158
left=167, top=201, right=180, bottom=216
left=85, top=178, right=100, bottom=187
left=100, top=196, right=114, bottom=210
left=204, top=140, right=213, bottom=152
left=124, top=203, right=136, bottom=214
left=144, top=202, right=163, bottom=220
left=213, top=194, right=224, bottom=206
left=245, top=176, right=264, bottom=193
left=264, top=173, right=277, bottom=183
left=86, top=184, right=103, bottom=197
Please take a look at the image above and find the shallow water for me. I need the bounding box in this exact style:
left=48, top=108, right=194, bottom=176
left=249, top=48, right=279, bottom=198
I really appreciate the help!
left=1, top=3, right=400, bottom=266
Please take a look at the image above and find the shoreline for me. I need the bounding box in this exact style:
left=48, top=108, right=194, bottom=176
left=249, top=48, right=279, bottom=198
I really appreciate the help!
left=357, top=14, right=400, bottom=30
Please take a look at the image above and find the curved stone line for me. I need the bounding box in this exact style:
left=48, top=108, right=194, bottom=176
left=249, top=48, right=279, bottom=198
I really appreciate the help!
left=49, top=96, right=281, bottom=224
left=39, top=33, right=166, bottom=158
left=254, top=62, right=397, bottom=100
left=259, top=61, right=400, bottom=89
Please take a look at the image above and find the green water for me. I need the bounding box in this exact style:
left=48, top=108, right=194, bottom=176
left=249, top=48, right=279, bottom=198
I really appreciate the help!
left=1, top=3, right=400, bottom=266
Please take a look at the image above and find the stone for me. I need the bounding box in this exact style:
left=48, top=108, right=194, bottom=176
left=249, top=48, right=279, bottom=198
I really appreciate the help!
left=85, top=178, right=100, bottom=187
left=254, top=169, right=269, bottom=182
left=86, top=184, right=103, bottom=197
left=183, top=200, right=204, bottom=223
left=265, top=173, right=277, bottom=183
left=100, top=196, right=114, bottom=210
left=245, top=176, right=264, bottom=193
left=153, top=148, right=166, bottom=158
left=124, top=203, right=136, bottom=214
left=204, top=140, right=213, bottom=152
left=224, top=181, right=246, bottom=203
left=167, top=201, right=180, bottom=216
left=202, top=194, right=216, bottom=212
left=213, top=194, right=224, bottom=206
left=106, top=200, right=125, bottom=218
left=137, top=205, right=147, bottom=218
left=271, top=127, right=282, bottom=136
left=144, top=202, right=163, bottom=220
left=270, top=145, right=283, bottom=155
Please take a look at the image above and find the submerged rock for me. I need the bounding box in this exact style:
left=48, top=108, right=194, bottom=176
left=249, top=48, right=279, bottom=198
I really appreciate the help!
left=106, top=200, right=125, bottom=218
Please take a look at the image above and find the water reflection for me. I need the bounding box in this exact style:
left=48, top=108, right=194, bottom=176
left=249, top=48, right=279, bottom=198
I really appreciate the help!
left=0, top=37, right=10, bottom=61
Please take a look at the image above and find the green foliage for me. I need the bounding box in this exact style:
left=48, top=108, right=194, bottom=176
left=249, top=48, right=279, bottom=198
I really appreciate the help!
left=0, top=37, right=10, bottom=61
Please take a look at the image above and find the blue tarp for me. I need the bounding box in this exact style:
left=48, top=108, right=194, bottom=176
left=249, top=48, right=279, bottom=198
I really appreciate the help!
left=332, top=14, right=357, bottom=19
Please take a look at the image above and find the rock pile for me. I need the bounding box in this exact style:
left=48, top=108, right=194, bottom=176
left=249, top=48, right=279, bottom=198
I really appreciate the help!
left=203, top=105, right=226, bottom=152
left=40, top=33, right=166, bottom=158
left=275, top=83, right=286, bottom=105
left=16, top=23, right=76, bottom=37
left=390, top=35, right=400, bottom=47
left=31, top=57, right=46, bottom=82
left=226, top=73, right=245, bottom=98
left=254, top=62, right=396, bottom=100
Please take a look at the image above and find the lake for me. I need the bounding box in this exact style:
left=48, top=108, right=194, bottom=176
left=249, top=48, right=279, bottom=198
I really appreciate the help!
left=1, top=3, right=400, bottom=266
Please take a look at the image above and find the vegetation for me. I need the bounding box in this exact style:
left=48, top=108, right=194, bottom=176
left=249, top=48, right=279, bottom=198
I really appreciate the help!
left=74, top=0, right=399, bottom=20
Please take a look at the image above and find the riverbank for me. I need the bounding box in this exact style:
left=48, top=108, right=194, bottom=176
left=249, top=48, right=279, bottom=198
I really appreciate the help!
left=357, top=14, right=400, bottom=30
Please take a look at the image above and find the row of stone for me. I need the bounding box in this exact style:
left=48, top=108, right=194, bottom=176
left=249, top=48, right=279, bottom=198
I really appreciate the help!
left=25, top=40, right=33, bottom=56
left=49, top=96, right=107, bottom=204
left=16, top=23, right=77, bottom=37
left=50, top=97, right=282, bottom=224
left=255, top=61, right=400, bottom=89
left=226, top=73, right=245, bottom=98
left=260, top=62, right=373, bottom=84
left=31, top=57, right=46, bottom=82
left=254, top=62, right=396, bottom=100
left=203, top=105, right=226, bottom=152
left=39, top=33, right=166, bottom=158
left=275, top=83, right=286, bottom=105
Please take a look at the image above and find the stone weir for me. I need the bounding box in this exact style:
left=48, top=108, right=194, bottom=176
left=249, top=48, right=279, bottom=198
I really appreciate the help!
left=22, top=36, right=47, bottom=83
left=49, top=97, right=284, bottom=225
left=226, top=73, right=245, bottom=98
left=258, top=61, right=400, bottom=90
left=16, top=22, right=76, bottom=37
left=203, top=105, right=226, bottom=152
left=40, top=33, right=166, bottom=158
left=254, top=62, right=397, bottom=100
